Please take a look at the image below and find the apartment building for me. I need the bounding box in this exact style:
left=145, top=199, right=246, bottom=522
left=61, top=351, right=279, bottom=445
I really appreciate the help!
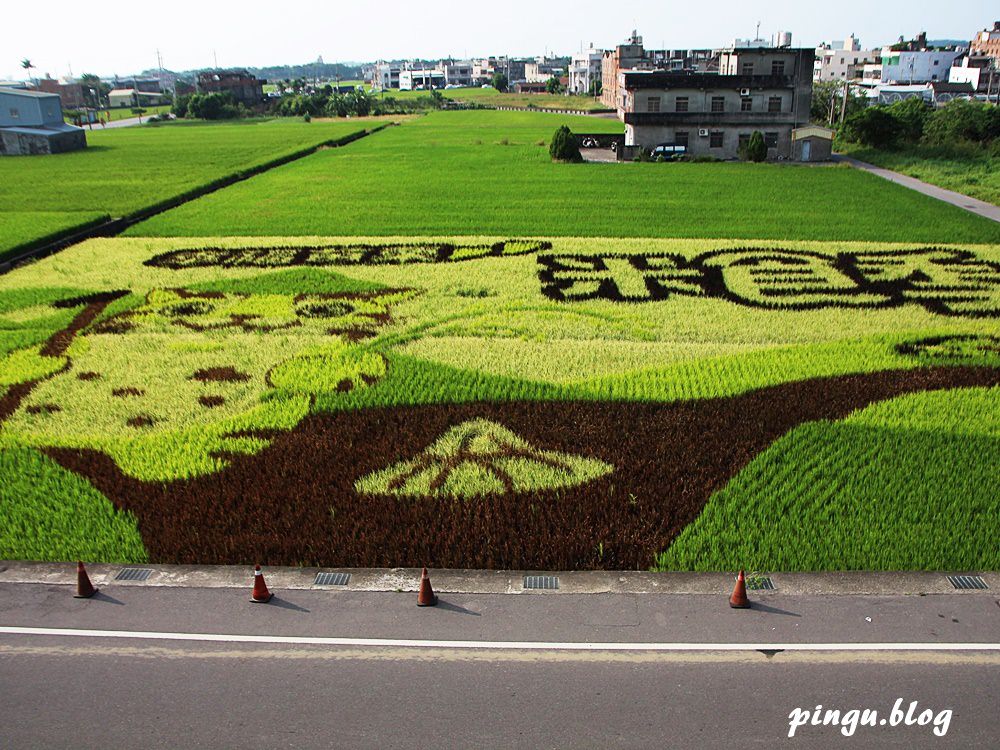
left=568, top=46, right=603, bottom=94
left=617, top=47, right=814, bottom=160
left=971, top=21, right=1000, bottom=61
left=813, top=36, right=879, bottom=81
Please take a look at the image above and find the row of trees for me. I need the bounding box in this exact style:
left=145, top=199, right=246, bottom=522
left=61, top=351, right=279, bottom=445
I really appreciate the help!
left=269, top=86, right=455, bottom=118
left=840, top=98, right=1000, bottom=150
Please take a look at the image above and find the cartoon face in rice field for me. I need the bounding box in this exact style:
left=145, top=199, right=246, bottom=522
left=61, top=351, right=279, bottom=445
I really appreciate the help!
left=0, top=283, right=414, bottom=480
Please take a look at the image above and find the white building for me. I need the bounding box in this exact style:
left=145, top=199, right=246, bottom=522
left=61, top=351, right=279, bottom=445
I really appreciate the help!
left=568, top=46, right=603, bottom=95
left=813, top=36, right=879, bottom=82
left=372, top=62, right=401, bottom=90
left=878, top=47, right=963, bottom=84
left=948, top=54, right=995, bottom=92
left=398, top=69, right=445, bottom=90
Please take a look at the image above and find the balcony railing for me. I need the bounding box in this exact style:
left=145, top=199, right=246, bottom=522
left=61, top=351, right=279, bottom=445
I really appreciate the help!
left=622, top=111, right=802, bottom=126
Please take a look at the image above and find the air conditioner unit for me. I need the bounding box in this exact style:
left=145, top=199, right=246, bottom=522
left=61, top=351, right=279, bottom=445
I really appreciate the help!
left=698, top=128, right=710, bottom=137
left=739, top=88, right=751, bottom=96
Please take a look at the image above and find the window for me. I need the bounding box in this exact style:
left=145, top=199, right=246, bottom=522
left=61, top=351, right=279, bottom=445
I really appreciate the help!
left=740, top=97, right=753, bottom=112
left=771, top=60, right=786, bottom=75
left=8, top=107, right=18, bottom=119
left=709, top=131, right=724, bottom=148
left=675, top=96, right=689, bottom=112
left=647, top=96, right=661, bottom=113
left=675, top=131, right=689, bottom=147
left=738, top=133, right=750, bottom=150
left=933, top=60, right=939, bottom=66
left=764, top=132, right=779, bottom=148
left=741, top=62, right=754, bottom=75
left=767, top=96, right=782, bottom=112
left=711, top=96, right=725, bottom=112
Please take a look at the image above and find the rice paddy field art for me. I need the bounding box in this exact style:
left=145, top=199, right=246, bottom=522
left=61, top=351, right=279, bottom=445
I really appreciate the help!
left=0, top=234, right=997, bottom=571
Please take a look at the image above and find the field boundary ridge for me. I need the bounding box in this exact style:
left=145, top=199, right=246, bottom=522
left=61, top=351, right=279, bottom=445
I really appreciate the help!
left=0, top=123, right=392, bottom=273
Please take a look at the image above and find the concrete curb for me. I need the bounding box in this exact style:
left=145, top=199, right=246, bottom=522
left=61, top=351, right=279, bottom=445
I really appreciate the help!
left=0, top=562, right=995, bottom=596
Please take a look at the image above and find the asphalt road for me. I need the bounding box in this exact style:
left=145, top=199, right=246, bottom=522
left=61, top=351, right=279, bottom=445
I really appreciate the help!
left=1, top=583, right=998, bottom=748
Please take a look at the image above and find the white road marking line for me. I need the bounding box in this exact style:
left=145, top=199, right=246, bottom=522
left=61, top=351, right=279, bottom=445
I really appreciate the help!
left=0, top=626, right=998, bottom=651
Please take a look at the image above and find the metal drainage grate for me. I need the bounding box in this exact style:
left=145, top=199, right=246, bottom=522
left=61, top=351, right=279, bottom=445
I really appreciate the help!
left=746, top=576, right=775, bottom=591
left=523, top=575, right=559, bottom=590
left=314, top=571, right=351, bottom=587
left=115, top=567, right=152, bottom=582
left=948, top=575, right=988, bottom=590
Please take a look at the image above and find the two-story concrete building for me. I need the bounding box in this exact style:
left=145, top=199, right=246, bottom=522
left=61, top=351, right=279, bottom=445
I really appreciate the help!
left=0, top=88, right=86, bottom=155
left=617, top=47, right=814, bottom=160
left=196, top=70, right=265, bottom=105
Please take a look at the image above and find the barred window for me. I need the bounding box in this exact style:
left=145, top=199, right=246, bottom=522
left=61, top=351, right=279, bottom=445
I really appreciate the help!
left=675, top=96, right=689, bottom=112
left=711, top=96, right=725, bottom=112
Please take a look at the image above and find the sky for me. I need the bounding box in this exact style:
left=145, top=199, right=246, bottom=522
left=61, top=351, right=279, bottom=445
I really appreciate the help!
left=3, top=0, right=996, bottom=80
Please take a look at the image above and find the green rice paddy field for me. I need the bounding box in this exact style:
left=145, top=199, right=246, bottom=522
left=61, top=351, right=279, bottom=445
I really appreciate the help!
left=1, top=109, right=998, bottom=572
left=388, top=86, right=609, bottom=111
left=130, top=111, right=1000, bottom=243
left=0, top=118, right=378, bottom=259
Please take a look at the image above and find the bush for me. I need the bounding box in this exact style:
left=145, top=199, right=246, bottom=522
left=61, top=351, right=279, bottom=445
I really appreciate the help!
left=740, top=131, right=768, bottom=162
left=172, top=94, right=191, bottom=119
left=186, top=92, right=244, bottom=120
left=888, top=97, right=930, bottom=143
left=842, top=106, right=901, bottom=149
left=923, top=99, right=1000, bottom=147
left=491, top=72, right=508, bottom=92
left=549, top=125, right=582, bottom=162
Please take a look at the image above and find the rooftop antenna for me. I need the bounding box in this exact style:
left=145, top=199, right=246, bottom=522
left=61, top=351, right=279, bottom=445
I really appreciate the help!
left=755, top=21, right=761, bottom=41
left=213, top=50, right=218, bottom=69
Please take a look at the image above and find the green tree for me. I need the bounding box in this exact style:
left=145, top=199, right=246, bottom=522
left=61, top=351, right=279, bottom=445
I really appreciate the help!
left=811, top=81, right=868, bottom=125
left=740, top=130, right=768, bottom=162
left=349, top=87, right=372, bottom=116
left=588, top=79, right=602, bottom=97
left=545, top=76, right=563, bottom=94
left=172, top=93, right=191, bottom=118
left=549, top=125, right=582, bottom=162
left=79, top=73, right=103, bottom=108
left=186, top=92, right=242, bottom=120
left=841, top=106, right=901, bottom=148
left=888, top=97, right=930, bottom=143
left=923, top=99, right=1000, bottom=146
left=491, top=72, right=508, bottom=92
left=20, top=58, right=35, bottom=84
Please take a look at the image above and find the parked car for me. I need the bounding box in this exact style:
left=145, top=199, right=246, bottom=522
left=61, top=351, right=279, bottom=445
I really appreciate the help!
left=580, top=137, right=599, bottom=148
left=649, top=144, right=687, bottom=160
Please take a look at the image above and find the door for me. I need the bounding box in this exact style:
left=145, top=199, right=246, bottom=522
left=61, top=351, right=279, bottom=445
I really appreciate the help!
left=801, top=140, right=812, bottom=162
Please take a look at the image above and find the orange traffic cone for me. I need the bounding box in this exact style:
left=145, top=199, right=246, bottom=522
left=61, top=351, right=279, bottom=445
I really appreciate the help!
left=417, top=567, right=438, bottom=607
left=729, top=569, right=750, bottom=609
left=250, top=564, right=272, bottom=603
left=74, top=561, right=98, bottom=599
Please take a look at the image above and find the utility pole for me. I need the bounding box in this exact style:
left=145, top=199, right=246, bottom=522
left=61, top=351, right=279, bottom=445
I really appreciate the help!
left=840, top=79, right=849, bottom=124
